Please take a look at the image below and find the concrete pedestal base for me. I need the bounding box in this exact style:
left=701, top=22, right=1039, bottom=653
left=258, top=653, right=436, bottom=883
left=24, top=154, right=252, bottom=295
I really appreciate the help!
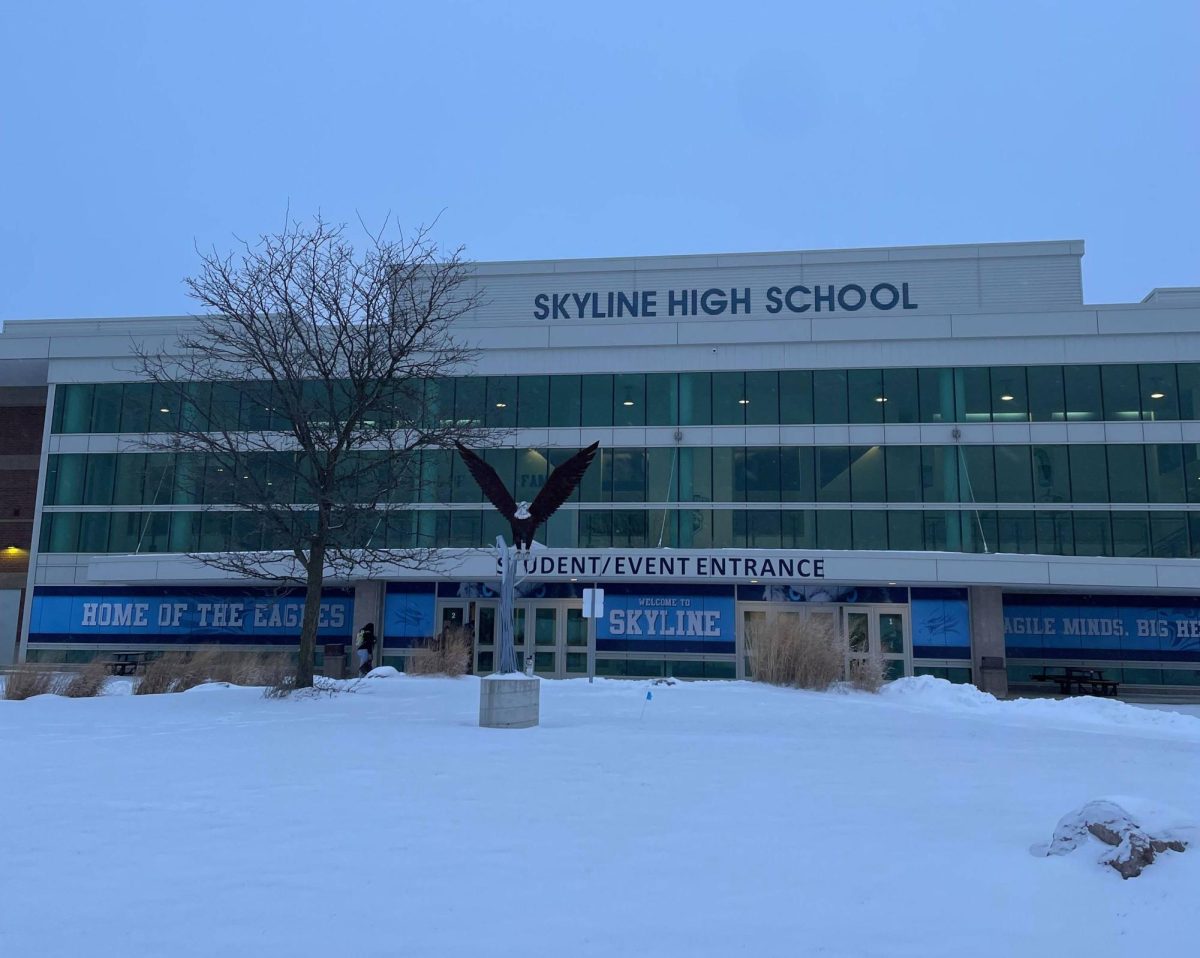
left=479, top=675, right=540, bottom=729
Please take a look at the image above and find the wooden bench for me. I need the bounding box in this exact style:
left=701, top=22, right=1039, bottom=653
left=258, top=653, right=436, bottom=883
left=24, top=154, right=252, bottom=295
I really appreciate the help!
left=103, top=651, right=152, bottom=676
left=1031, top=666, right=1119, bottom=697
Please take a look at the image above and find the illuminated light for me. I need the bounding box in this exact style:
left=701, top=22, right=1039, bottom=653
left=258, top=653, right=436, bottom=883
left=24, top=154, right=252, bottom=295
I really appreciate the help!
left=749, top=579, right=758, bottom=584
left=159, top=407, right=170, bottom=413
left=1151, top=392, right=1165, bottom=400
left=738, top=399, right=750, bottom=405
left=4, top=546, right=27, bottom=555
left=622, top=400, right=635, bottom=407
left=495, top=402, right=507, bottom=408
left=1000, top=394, right=1014, bottom=402
left=874, top=396, right=887, bottom=403
left=888, top=581, right=897, bottom=586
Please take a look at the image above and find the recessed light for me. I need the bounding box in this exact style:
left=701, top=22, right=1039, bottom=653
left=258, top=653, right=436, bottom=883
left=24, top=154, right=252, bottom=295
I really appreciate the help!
left=495, top=402, right=507, bottom=408
left=1150, top=392, right=1165, bottom=400
left=749, top=579, right=758, bottom=583
left=1000, top=394, right=1014, bottom=402
left=159, top=407, right=170, bottom=413
left=887, top=581, right=897, bottom=586
left=738, top=399, right=750, bottom=405
left=622, top=400, right=635, bottom=406
left=874, top=396, right=887, bottom=403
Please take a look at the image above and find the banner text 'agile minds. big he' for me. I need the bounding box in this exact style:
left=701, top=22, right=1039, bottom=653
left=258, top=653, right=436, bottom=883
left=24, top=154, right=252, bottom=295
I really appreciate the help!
left=532, top=283, right=918, bottom=320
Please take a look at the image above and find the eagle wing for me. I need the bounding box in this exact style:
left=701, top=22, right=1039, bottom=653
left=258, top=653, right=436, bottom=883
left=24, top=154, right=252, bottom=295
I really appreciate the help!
left=455, top=443, right=517, bottom=519
left=529, top=442, right=600, bottom=525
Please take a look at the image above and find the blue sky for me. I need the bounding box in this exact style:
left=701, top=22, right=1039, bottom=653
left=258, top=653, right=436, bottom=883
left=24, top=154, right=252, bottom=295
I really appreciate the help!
left=1, top=0, right=1196, bottom=320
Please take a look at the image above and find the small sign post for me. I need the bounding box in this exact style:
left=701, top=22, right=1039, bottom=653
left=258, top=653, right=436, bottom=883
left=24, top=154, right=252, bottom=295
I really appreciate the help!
left=582, top=587, right=604, bottom=683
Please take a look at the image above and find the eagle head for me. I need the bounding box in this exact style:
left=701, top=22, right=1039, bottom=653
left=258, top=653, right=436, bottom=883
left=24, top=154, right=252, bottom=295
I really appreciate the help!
left=514, top=501, right=531, bottom=519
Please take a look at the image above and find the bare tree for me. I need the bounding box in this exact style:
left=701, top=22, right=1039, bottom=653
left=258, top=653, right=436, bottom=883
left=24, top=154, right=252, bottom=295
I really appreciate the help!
left=135, top=215, right=483, bottom=688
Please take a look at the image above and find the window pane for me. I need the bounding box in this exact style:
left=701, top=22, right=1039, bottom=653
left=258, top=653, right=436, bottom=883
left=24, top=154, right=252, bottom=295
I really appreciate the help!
left=52, top=454, right=86, bottom=505
left=1146, top=444, right=1185, bottom=503
left=580, top=375, right=613, bottom=427
left=744, top=371, right=779, bottom=425
left=515, top=448, right=548, bottom=502
left=679, top=373, right=711, bottom=426
left=1177, top=364, right=1200, bottom=420
left=1139, top=364, right=1179, bottom=420
left=1106, top=445, right=1147, bottom=502
left=737, top=510, right=781, bottom=548
left=742, top=448, right=780, bottom=502
left=1073, top=512, right=1112, bottom=556
left=1150, top=512, right=1189, bottom=557
left=1111, top=513, right=1150, bottom=557
left=486, top=378, right=516, bottom=428
left=816, top=448, right=850, bottom=501
left=780, top=447, right=815, bottom=501
left=517, top=376, right=549, bottom=428
left=60, top=384, right=96, bottom=433
left=990, top=367, right=1028, bottom=422
left=112, top=453, right=147, bottom=505
left=1187, top=445, right=1200, bottom=503
left=609, top=450, right=646, bottom=502
left=712, top=372, right=745, bottom=425
left=852, top=510, right=888, bottom=550
left=957, top=447, right=995, bottom=502
left=83, top=454, right=116, bottom=505
left=1031, top=445, right=1070, bottom=503
left=782, top=510, right=815, bottom=548
left=918, top=369, right=954, bottom=423
left=955, top=368, right=991, bottom=423
left=578, top=447, right=609, bottom=503
left=816, top=510, right=851, bottom=549
left=647, top=448, right=676, bottom=503
left=922, top=512, right=951, bottom=551
left=454, top=377, right=485, bottom=426
left=613, top=374, right=645, bottom=427
left=882, top=368, right=918, bottom=423
left=548, top=375, right=581, bottom=427
left=1068, top=446, right=1108, bottom=502
left=646, top=374, right=678, bottom=426
left=1064, top=365, right=1102, bottom=421
left=1027, top=366, right=1066, bottom=422
left=849, top=446, right=885, bottom=501
left=997, top=512, right=1036, bottom=553
left=611, top=510, right=647, bottom=547
left=712, top=448, right=736, bottom=502
left=885, top=447, right=921, bottom=502
left=120, top=383, right=152, bottom=433
left=92, top=383, right=123, bottom=433
left=1035, top=511, right=1074, bottom=555
left=994, top=446, right=1032, bottom=502
left=921, top=446, right=958, bottom=503
left=778, top=371, right=813, bottom=424
left=847, top=369, right=884, bottom=423
left=1101, top=366, right=1140, bottom=421
left=888, top=511, right=923, bottom=550
left=677, top=448, right=711, bottom=506
left=812, top=370, right=847, bottom=424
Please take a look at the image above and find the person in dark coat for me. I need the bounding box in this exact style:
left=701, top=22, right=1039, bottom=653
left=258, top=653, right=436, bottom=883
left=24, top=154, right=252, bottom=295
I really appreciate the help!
left=356, top=622, right=377, bottom=676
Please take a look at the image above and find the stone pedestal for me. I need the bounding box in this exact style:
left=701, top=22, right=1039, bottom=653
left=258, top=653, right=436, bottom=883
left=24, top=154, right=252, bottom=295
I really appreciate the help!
left=479, top=674, right=540, bottom=729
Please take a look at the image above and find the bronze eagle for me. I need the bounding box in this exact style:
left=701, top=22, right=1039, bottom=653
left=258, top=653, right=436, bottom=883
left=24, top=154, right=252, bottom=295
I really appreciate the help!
left=454, top=441, right=599, bottom=551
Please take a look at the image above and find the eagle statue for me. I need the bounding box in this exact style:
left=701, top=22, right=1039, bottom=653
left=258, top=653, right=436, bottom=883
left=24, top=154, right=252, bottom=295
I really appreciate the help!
left=454, top=441, right=600, bottom=552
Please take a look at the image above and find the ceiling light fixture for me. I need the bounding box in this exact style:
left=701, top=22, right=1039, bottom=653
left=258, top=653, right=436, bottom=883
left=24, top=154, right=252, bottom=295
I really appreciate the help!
left=623, top=400, right=635, bottom=406
left=159, top=407, right=170, bottom=414
left=874, top=396, right=887, bottom=403
left=738, top=399, right=750, bottom=405
left=1000, top=394, right=1014, bottom=402
left=495, top=402, right=507, bottom=408
left=1151, top=392, right=1165, bottom=400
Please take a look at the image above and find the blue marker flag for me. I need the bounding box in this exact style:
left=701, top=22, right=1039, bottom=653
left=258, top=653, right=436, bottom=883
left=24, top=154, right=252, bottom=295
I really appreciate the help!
left=646, top=691, right=652, bottom=701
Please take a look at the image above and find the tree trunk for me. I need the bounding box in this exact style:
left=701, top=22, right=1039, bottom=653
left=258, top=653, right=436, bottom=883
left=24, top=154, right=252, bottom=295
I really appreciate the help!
left=295, top=544, right=326, bottom=689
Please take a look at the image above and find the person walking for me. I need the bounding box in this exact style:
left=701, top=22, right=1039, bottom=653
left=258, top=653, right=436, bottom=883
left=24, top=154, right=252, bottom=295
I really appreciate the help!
left=356, top=622, right=376, bottom=676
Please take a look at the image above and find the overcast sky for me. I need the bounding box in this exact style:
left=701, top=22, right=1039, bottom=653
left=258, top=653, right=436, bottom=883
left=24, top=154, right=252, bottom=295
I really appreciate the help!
left=1, top=0, right=1196, bottom=321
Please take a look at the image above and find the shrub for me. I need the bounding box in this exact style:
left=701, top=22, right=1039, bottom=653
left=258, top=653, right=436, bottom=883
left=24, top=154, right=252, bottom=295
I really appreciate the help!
left=745, top=616, right=843, bottom=690
left=406, top=626, right=472, bottom=677
left=60, top=660, right=110, bottom=698
left=848, top=647, right=889, bottom=693
left=2, top=663, right=62, bottom=700
left=136, top=649, right=294, bottom=694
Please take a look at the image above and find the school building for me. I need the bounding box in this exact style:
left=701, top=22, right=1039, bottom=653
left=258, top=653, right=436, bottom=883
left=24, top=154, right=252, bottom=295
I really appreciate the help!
left=3, top=239, right=1200, bottom=696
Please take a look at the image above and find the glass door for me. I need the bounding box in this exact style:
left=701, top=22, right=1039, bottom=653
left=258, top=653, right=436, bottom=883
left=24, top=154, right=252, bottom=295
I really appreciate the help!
left=843, top=606, right=909, bottom=680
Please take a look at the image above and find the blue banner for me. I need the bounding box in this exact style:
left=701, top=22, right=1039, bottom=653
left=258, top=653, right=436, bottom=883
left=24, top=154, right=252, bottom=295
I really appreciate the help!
left=597, top=592, right=734, bottom=653
left=912, top=595, right=970, bottom=659
left=30, top=588, right=352, bottom=642
left=1004, top=598, right=1200, bottom=661
left=383, top=590, right=435, bottom=644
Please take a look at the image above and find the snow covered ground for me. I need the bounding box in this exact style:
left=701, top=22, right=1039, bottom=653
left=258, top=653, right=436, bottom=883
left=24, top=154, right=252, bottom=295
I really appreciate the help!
left=1, top=674, right=1197, bottom=957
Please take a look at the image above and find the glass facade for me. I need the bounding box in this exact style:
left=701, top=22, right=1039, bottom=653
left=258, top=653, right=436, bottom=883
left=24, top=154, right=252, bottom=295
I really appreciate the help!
left=50, top=362, right=1200, bottom=433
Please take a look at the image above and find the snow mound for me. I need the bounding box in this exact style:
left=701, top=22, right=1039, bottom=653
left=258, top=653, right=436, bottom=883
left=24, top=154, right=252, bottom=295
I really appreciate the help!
left=365, top=666, right=401, bottom=679
left=881, top=676, right=1200, bottom=736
